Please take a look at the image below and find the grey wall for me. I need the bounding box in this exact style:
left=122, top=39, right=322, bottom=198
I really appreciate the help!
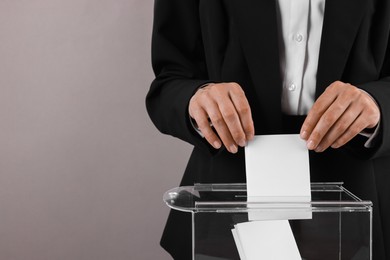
left=0, top=1, right=190, bottom=259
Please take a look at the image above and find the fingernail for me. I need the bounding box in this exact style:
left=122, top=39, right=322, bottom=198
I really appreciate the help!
left=247, top=133, right=254, bottom=141
left=229, top=145, right=238, bottom=154
left=307, top=140, right=315, bottom=150
left=331, top=143, right=339, bottom=149
left=301, top=131, right=308, bottom=140
left=315, top=146, right=323, bottom=152
left=238, top=139, right=246, bottom=147
left=213, top=141, right=221, bottom=149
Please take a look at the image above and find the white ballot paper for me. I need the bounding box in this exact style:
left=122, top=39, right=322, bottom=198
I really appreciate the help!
left=245, top=134, right=311, bottom=221
left=231, top=134, right=311, bottom=259
left=232, top=220, right=301, bottom=260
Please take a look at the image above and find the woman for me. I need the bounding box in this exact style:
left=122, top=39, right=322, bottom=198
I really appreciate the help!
left=147, top=0, right=390, bottom=258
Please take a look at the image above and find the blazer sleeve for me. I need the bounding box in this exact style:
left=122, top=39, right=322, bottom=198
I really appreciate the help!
left=354, top=35, right=390, bottom=159
left=146, top=0, right=218, bottom=155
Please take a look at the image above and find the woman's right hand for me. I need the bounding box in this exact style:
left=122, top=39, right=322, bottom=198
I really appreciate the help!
left=189, top=82, right=255, bottom=153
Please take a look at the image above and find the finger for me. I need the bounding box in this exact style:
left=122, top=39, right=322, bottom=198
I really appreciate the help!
left=306, top=95, right=352, bottom=150
left=314, top=106, right=360, bottom=152
left=216, top=96, right=247, bottom=148
left=191, top=107, right=222, bottom=149
left=330, top=114, right=368, bottom=149
left=358, top=91, right=381, bottom=129
left=300, top=84, right=339, bottom=140
left=205, top=101, right=238, bottom=153
left=229, top=88, right=255, bottom=142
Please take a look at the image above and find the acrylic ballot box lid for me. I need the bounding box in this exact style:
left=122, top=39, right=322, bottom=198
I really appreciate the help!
left=163, top=182, right=372, bottom=213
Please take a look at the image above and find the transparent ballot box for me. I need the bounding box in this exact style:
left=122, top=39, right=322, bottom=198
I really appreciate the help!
left=164, top=183, right=372, bottom=260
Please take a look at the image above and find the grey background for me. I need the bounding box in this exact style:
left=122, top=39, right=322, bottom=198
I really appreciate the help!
left=0, top=0, right=189, bottom=259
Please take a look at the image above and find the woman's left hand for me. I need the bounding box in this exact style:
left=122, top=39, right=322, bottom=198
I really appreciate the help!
left=300, top=81, right=380, bottom=152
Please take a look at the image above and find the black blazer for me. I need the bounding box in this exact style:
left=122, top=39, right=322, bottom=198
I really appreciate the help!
left=147, top=0, right=390, bottom=259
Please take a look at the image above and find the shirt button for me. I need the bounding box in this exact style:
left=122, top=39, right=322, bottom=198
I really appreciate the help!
left=295, top=34, right=303, bottom=42
left=287, top=83, right=296, bottom=91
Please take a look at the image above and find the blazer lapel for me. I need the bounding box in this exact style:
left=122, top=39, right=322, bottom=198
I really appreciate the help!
left=230, top=0, right=283, bottom=132
left=316, top=0, right=369, bottom=98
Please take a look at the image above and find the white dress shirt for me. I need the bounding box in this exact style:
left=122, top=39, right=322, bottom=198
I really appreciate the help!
left=276, top=0, right=326, bottom=115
